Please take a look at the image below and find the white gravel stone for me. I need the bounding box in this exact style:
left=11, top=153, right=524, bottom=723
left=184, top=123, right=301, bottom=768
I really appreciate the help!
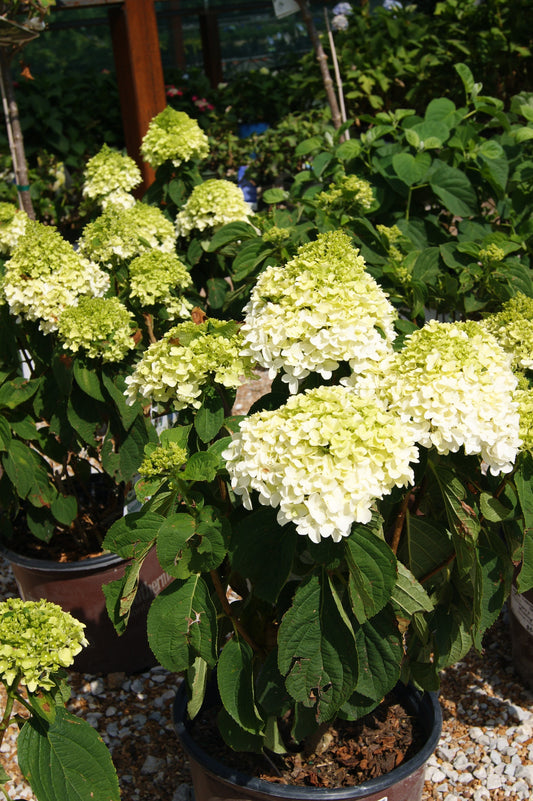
left=141, top=756, right=164, bottom=775
left=515, top=764, right=533, bottom=786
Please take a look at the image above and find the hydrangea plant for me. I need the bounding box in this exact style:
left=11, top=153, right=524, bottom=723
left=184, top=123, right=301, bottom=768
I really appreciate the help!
left=0, top=146, right=199, bottom=558
left=141, top=106, right=209, bottom=170
left=0, top=599, right=119, bottom=801
left=106, top=228, right=533, bottom=768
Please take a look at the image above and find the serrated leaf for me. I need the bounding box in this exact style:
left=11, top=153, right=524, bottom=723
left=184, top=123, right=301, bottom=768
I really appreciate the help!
left=262, top=188, right=289, bottom=204
left=0, top=376, right=40, bottom=410
left=278, top=574, right=358, bottom=723
left=186, top=656, right=208, bottom=720
left=208, top=221, right=258, bottom=251
left=0, top=415, right=11, bottom=449
left=390, top=563, right=434, bottom=620
left=194, top=395, right=225, bottom=443
left=147, top=575, right=217, bottom=671
left=429, top=162, right=478, bottom=216
left=2, top=440, right=36, bottom=498
left=50, top=494, right=77, bottom=526
left=217, top=638, right=264, bottom=734
left=17, top=706, right=120, bottom=801
left=345, top=526, right=397, bottom=622
left=102, top=510, right=163, bottom=559
left=230, top=507, right=297, bottom=604
left=73, top=360, right=105, bottom=401
left=392, top=151, right=431, bottom=186
left=181, top=451, right=219, bottom=482
left=217, top=708, right=264, bottom=753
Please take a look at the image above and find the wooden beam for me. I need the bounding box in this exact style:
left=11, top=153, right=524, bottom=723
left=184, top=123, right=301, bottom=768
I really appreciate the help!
left=108, top=0, right=166, bottom=193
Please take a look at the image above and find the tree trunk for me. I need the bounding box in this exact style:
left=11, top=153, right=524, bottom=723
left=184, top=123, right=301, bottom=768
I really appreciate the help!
left=0, top=47, right=35, bottom=219
left=295, top=0, right=343, bottom=131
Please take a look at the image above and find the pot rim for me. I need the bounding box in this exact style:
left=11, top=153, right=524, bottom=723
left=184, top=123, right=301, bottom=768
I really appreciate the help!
left=0, top=544, right=124, bottom=573
left=173, top=681, right=443, bottom=799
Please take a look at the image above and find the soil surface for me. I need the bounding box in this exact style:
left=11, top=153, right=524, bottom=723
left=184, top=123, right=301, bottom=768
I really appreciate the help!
left=190, top=692, right=426, bottom=788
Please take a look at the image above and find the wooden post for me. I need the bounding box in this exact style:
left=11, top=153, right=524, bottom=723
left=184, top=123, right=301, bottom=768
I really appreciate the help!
left=108, top=0, right=167, bottom=192
left=199, top=10, right=223, bottom=89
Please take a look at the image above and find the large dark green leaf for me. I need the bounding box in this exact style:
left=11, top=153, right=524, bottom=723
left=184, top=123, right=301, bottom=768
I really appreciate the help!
left=392, top=152, right=431, bottom=186
left=208, top=221, right=258, bottom=251
left=230, top=507, right=297, bottom=604
left=429, top=162, right=478, bottom=216
left=102, top=510, right=163, bottom=559
left=278, top=574, right=358, bottom=723
left=2, top=440, right=36, bottom=498
left=17, top=706, right=120, bottom=801
left=399, top=513, right=454, bottom=585
left=345, top=526, right=397, bottom=622
left=0, top=376, right=40, bottom=410
left=73, top=360, right=105, bottom=402
left=390, top=563, right=434, bottom=621
left=147, top=575, right=217, bottom=671
left=194, top=394, right=225, bottom=443
left=217, top=638, right=264, bottom=734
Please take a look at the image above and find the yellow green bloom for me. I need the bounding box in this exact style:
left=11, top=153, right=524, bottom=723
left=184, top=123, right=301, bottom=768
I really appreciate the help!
left=175, top=179, right=254, bottom=237
left=57, top=296, right=136, bottom=362
left=0, top=598, right=88, bottom=692
left=141, top=107, right=209, bottom=169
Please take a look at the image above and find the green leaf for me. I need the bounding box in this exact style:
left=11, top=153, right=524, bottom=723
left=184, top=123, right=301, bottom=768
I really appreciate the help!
left=230, top=508, right=297, bottom=604
left=0, top=415, right=11, bottom=450
left=430, top=162, right=478, bottom=216
left=311, top=152, right=333, bottom=178
left=17, top=706, right=120, bottom=801
left=147, top=575, right=217, bottom=671
left=345, top=525, right=397, bottom=623
left=208, top=221, right=258, bottom=251
left=390, top=563, right=434, bottom=620
left=181, top=451, right=219, bottom=482
left=102, top=510, right=163, bottom=559
left=516, top=453, right=533, bottom=531
left=73, top=360, right=105, bottom=402
left=294, top=137, right=322, bottom=156
left=262, top=188, right=289, bottom=204
left=278, top=574, right=358, bottom=723
left=0, top=376, right=40, bottom=410
left=102, top=371, right=141, bottom=431
left=472, top=529, right=512, bottom=648
left=217, top=708, right=264, bottom=753
left=118, top=415, right=155, bottom=483
left=50, top=494, right=77, bottom=526
left=432, top=464, right=481, bottom=541
left=157, top=510, right=226, bottom=578
left=392, top=152, right=431, bottom=186
left=2, top=440, right=36, bottom=498
left=514, top=127, right=533, bottom=143
left=194, top=395, right=225, bottom=443
left=218, top=638, right=264, bottom=734
left=206, top=277, right=228, bottom=309
left=412, top=247, right=441, bottom=284
left=186, top=656, right=208, bottom=720
left=341, top=608, right=403, bottom=717
left=399, top=513, right=454, bottom=585
left=454, top=63, right=475, bottom=97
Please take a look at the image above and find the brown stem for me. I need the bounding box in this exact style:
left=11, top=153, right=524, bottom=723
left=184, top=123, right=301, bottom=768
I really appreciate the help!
left=390, top=490, right=411, bottom=555
left=419, top=553, right=456, bottom=586
left=209, top=569, right=262, bottom=653
left=295, top=0, right=343, bottom=131
left=0, top=47, right=35, bottom=219
left=143, top=312, right=157, bottom=344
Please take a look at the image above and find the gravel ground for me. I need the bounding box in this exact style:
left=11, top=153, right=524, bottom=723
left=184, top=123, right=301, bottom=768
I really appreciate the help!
left=2, top=373, right=533, bottom=800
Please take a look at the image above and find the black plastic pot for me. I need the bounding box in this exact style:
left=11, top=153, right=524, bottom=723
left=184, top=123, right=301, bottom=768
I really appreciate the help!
left=509, top=583, right=533, bottom=691
left=173, top=682, right=442, bottom=801
left=2, top=545, right=172, bottom=674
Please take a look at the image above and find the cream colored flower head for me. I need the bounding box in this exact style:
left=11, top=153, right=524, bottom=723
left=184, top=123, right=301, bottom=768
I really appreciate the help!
left=482, top=292, right=533, bottom=371
left=82, top=144, right=141, bottom=209
left=125, top=319, right=256, bottom=411
left=57, top=296, right=136, bottom=362
left=78, top=201, right=176, bottom=265
left=175, top=179, right=254, bottom=237
left=383, top=319, right=520, bottom=475
left=0, top=598, right=88, bottom=692
left=240, top=230, right=397, bottom=393
left=223, top=385, right=418, bottom=543
left=2, top=220, right=110, bottom=333
left=141, top=107, right=209, bottom=169
left=128, top=251, right=193, bottom=319
left=0, top=202, right=28, bottom=255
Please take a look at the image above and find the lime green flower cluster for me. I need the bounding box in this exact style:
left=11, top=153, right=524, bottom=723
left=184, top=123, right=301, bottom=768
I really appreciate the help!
left=315, top=174, right=374, bottom=214
left=376, top=224, right=403, bottom=246
left=128, top=251, right=193, bottom=320
left=78, top=202, right=176, bottom=265
left=261, top=225, right=291, bottom=246
left=0, top=598, right=88, bottom=692
left=515, top=386, right=533, bottom=454
left=57, top=296, right=136, bottom=362
left=175, top=179, right=254, bottom=237
left=223, top=385, right=418, bottom=542
left=0, top=202, right=28, bottom=255
left=139, top=441, right=188, bottom=478
left=479, top=243, right=505, bottom=267
left=382, top=319, right=520, bottom=475
left=141, top=107, right=209, bottom=169
left=125, top=319, right=256, bottom=410
left=2, top=220, right=110, bottom=333
left=82, top=144, right=142, bottom=210
left=240, top=230, right=397, bottom=393
left=482, top=292, right=533, bottom=371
